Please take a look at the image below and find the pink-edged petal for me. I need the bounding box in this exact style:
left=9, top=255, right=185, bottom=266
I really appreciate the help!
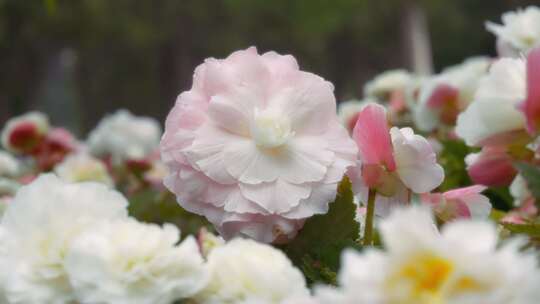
left=239, top=180, right=311, bottom=213
left=466, top=147, right=517, bottom=187
left=184, top=124, right=239, bottom=184
left=352, top=103, right=396, bottom=170
left=426, top=83, right=460, bottom=125
left=443, top=185, right=487, bottom=200
left=443, top=185, right=491, bottom=220
left=218, top=213, right=305, bottom=243
left=391, top=127, right=444, bottom=193
left=282, top=182, right=338, bottom=219
left=461, top=194, right=492, bottom=219
left=222, top=187, right=269, bottom=215
left=522, top=47, right=540, bottom=134
left=198, top=47, right=271, bottom=100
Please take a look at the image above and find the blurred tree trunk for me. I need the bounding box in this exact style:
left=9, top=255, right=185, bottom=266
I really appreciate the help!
left=402, top=1, right=433, bottom=75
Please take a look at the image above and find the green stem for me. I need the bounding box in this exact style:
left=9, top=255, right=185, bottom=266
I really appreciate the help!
left=363, top=188, right=377, bottom=246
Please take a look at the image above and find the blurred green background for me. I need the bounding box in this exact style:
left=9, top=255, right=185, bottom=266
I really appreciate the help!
left=0, top=0, right=536, bottom=134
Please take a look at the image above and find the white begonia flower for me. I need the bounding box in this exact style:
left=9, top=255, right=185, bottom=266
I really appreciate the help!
left=194, top=238, right=309, bottom=304
left=54, top=153, right=113, bottom=186
left=0, top=178, right=20, bottom=196
left=0, top=150, right=19, bottom=177
left=0, top=195, right=12, bottom=218
left=364, top=69, right=412, bottom=100
left=486, top=6, right=540, bottom=57
left=315, top=206, right=540, bottom=304
left=65, top=218, right=208, bottom=304
left=0, top=174, right=128, bottom=304
left=456, top=57, right=526, bottom=146
left=414, top=57, right=491, bottom=132
left=87, top=110, right=161, bottom=163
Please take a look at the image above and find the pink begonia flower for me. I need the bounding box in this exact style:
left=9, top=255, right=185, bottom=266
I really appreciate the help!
left=348, top=103, right=444, bottom=216
left=501, top=198, right=538, bottom=225
left=415, top=57, right=491, bottom=132
left=421, top=185, right=491, bottom=222
left=522, top=47, right=540, bottom=135
left=34, top=127, right=78, bottom=171
left=161, top=47, right=357, bottom=243
left=1, top=112, right=49, bottom=154
left=465, top=147, right=517, bottom=187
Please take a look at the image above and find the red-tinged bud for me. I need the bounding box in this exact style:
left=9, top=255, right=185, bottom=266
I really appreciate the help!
left=466, top=147, right=517, bottom=187
left=1, top=112, right=49, bottom=154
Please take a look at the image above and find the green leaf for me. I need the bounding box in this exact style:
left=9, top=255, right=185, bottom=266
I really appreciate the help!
left=437, top=139, right=472, bottom=191
left=279, top=177, right=361, bottom=285
left=128, top=189, right=211, bottom=237
left=501, top=222, right=540, bottom=238
left=515, top=162, right=540, bottom=205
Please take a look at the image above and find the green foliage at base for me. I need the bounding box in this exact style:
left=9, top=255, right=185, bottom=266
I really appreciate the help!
left=280, top=177, right=361, bottom=285
left=128, top=189, right=211, bottom=237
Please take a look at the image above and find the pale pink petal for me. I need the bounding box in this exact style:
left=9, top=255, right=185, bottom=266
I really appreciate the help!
left=282, top=182, right=337, bottom=219
left=239, top=180, right=311, bottom=213
left=461, top=194, right=492, bottom=219
left=466, top=147, right=517, bottom=187
left=218, top=213, right=304, bottom=243
left=269, top=72, right=336, bottom=135
left=391, top=127, right=444, bottom=193
left=223, top=137, right=333, bottom=185
left=426, top=83, right=459, bottom=109
left=443, top=185, right=487, bottom=200
left=184, top=124, right=239, bottom=184
left=207, top=94, right=252, bottom=136
left=352, top=103, right=395, bottom=170
left=523, top=47, right=540, bottom=134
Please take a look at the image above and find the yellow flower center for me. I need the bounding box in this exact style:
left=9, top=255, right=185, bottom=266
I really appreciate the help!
left=386, top=253, right=486, bottom=304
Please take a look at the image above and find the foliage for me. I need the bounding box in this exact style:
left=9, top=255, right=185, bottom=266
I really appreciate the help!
left=437, top=139, right=472, bottom=191
left=129, top=189, right=211, bottom=237
left=515, top=162, right=540, bottom=207
left=280, top=177, right=361, bottom=285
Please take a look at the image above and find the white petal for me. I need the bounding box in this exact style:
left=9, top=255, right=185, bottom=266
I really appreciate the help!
left=391, top=127, right=444, bottom=193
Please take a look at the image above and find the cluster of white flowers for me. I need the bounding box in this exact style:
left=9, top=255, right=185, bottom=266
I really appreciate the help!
left=0, top=174, right=309, bottom=304
left=87, top=110, right=162, bottom=164
left=2, top=5, right=540, bottom=304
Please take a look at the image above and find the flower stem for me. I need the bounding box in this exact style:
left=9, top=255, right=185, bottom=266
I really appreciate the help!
left=363, top=188, right=377, bottom=246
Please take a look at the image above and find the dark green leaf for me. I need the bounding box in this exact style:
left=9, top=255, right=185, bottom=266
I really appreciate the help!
left=279, top=177, right=361, bottom=285
left=515, top=162, right=540, bottom=206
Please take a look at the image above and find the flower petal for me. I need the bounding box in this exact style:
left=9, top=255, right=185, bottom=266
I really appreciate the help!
left=352, top=103, right=395, bottom=170
left=391, top=127, right=444, bottom=193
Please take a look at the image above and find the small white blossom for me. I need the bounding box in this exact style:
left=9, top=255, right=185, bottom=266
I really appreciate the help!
left=364, top=69, right=413, bottom=100
left=65, top=218, right=208, bottom=304
left=0, top=174, right=128, bottom=303
left=0, top=150, right=19, bottom=177
left=486, top=6, right=540, bottom=57
left=87, top=110, right=161, bottom=163
left=194, top=238, right=309, bottom=304
left=54, top=153, right=113, bottom=186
